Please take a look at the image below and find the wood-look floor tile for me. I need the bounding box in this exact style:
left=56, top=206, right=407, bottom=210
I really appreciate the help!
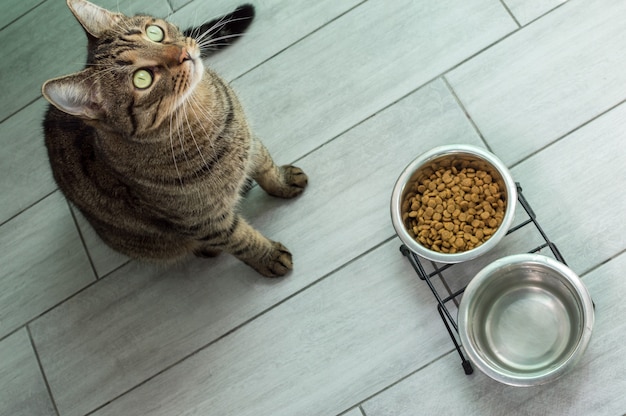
left=362, top=251, right=626, bottom=416
left=0, top=99, right=56, bottom=225
left=30, top=79, right=480, bottom=416
left=447, top=0, right=626, bottom=166
left=231, top=0, right=515, bottom=164
left=89, top=240, right=452, bottom=416
left=0, top=329, right=56, bottom=416
left=511, top=101, right=626, bottom=274
left=169, top=0, right=363, bottom=81
left=0, top=192, right=95, bottom=339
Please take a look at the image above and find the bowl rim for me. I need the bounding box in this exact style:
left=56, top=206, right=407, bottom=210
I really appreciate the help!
left=457, top=253, right=595, bottom=387
left=390, top=144, right=517, bottom=263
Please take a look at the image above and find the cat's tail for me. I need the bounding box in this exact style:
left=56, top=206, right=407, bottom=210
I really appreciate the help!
left=183, top=4, right=255, bottom=58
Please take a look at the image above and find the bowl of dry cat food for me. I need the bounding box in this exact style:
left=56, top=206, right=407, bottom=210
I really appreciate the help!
left=457, top=254, right=595, bottom=386
left=391, top=144, right=517, bottom=263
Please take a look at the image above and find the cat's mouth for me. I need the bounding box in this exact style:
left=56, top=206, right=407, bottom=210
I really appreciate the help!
left=177, top=47, right=204, bottom=107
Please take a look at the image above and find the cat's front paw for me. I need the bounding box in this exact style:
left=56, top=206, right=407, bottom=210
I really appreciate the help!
left=248, top=241, right=293, bottom=277
left=278, top=165, right=308, bottom=198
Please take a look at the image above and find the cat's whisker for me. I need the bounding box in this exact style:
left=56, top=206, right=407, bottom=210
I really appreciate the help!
left=187, top=87, right=222, bottom=134
left=180, top=99, right=210, bottom=179
left=197, top=33, right=247, bottom=49
left=190, top=14, right=255, bottom=55
left=185, top=95, right=219, bottom=167
left=174, top=101, right=197, bottom=186
left=180, top=94, right=226, bottom=190
left=168, top=105, right=183, bottom=187
left=192, top=14, right=233, bottom=44
left=196, top=18, right=247, bottom=43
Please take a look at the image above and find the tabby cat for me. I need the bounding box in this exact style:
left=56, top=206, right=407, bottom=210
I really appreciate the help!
left=42, top=0, right=308, bottom=277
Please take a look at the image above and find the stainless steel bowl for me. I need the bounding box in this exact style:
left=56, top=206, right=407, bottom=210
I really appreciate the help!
left=458, top=254, right=594, bottom=386
left=391, top=144, right=517, bottom=263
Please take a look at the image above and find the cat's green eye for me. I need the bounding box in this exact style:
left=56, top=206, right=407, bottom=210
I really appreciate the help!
left=146, top=25, right=164, bottom=42
left=133, top=69, right=153, bottom=89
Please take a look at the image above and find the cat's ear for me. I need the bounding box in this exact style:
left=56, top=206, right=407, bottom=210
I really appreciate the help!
left=42, top=70, right=103, bottom=120
left=66, top=0, right=122, bottom=38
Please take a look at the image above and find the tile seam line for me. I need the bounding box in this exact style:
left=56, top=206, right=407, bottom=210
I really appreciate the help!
left=66, top=202, right=100, bottom=280
left=164, top=0, right=175, bottom=16
left=26, top=326, right=62, bottom=416
left=0, top=96, right=41, bottom=125
left=81, top=235, right=397, bottom=416
left=580, top=248, right=626, bottom=280
left=498, top=0, right=522, bottom=28
left=441, top=75, right=493, bottom=153
left=0, top=0, right=46, bottom=32
left=353, top=349, right=457, bottom=414
left=509, top=95, right=626, bottom=170
left=0, top=189, right=58, bottom=228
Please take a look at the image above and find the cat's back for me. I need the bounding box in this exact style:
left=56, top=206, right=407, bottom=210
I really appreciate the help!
left=43, top=104, right=131, bottom=215
left=44, top=104, right=94, bottom=189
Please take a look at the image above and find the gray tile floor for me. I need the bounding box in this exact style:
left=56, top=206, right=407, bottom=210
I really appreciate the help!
left=1, top=0, right=625, bottom=415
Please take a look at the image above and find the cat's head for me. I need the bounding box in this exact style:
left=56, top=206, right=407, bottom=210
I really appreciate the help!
left=42, top=0, right=203, bottom=137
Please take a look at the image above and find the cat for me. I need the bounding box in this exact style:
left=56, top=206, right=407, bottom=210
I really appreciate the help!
left=42, top=0, right=308, bottom=277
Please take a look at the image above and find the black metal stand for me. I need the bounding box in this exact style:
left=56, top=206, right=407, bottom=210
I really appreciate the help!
left=400, top=183, right=567, bottom=375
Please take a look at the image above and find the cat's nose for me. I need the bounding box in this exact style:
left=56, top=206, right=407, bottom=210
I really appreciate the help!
left=179, top=47, right=191, bottom=64
left=162, top=45, right=191, bottom=67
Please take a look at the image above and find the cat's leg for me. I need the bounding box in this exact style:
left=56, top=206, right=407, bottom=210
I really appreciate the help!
left=197, top=214, right=293, bottom=277
left=250, top=138, right=308, bottom=198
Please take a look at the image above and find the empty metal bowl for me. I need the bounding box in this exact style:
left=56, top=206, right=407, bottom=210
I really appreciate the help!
left=391, top=144, right=517, bottom=263
left=458, top=254, right=594, bottom=386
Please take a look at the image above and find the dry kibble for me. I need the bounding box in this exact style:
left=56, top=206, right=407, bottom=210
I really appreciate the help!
left=402, top=163, right=506, bottom=253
